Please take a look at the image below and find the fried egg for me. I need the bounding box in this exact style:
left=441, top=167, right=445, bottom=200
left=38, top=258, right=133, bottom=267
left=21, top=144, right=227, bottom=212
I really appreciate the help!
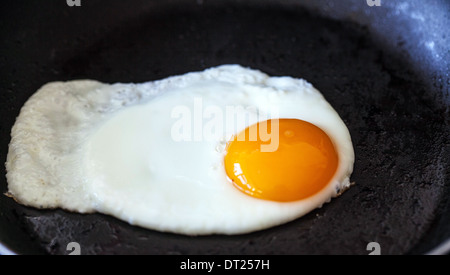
left=5, top=65, right=354, bottom=235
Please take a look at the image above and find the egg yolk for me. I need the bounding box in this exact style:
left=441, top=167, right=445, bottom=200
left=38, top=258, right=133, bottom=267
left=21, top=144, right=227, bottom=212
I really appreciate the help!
left=224, top=119, right=339, bottom=202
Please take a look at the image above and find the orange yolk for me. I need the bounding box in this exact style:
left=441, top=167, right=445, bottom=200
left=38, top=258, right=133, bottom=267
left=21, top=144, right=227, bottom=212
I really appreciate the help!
left=224, top=119, right=339, bottom=202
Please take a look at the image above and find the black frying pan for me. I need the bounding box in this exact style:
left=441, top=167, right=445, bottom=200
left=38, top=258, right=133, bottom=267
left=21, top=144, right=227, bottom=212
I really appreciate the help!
left=0, top=0, right=449, bottom=255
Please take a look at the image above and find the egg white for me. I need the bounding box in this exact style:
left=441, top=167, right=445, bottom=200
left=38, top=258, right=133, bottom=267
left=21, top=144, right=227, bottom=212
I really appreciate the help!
left=6, top=65, right=354, bottom=235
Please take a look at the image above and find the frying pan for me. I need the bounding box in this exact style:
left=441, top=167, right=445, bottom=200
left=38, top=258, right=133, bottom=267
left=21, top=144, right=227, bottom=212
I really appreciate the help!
left=0, top=0, right=448, bottom=255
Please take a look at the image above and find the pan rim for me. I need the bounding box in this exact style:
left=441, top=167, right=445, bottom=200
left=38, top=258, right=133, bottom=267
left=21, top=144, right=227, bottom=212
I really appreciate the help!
left=0, top=242, right=16, bottom=255
left=424, top=238, right=450, bottom=256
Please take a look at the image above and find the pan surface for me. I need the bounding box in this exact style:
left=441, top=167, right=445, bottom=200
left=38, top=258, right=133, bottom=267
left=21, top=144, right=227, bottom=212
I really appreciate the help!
left=0, top=0, right=449, bottom=255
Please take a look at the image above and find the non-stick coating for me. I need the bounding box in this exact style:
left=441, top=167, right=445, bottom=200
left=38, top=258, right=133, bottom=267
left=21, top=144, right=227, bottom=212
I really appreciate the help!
left=0, top=0, right=448, bottom=255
